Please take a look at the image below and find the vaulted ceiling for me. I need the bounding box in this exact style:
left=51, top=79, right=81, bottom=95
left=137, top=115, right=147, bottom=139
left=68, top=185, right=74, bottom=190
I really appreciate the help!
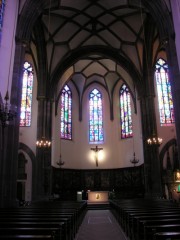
left=21, top=0, right=170, bottom=100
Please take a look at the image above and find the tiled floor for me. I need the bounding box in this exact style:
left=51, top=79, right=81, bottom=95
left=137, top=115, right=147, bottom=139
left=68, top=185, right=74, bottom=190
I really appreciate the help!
left=75, top=210, right=128, bottom=240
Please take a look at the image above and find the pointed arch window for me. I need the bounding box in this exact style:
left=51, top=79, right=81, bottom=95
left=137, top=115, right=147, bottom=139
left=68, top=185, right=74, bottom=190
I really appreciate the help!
left=89, top=88, right=104, bottom=143
left=120, top=84, right=133, bottom=139
left=20, top=61, right=33, bottom=127
left=155, top=58, right=174, bottom=125
left=0, top=0, right=5, bottom=44
left=60, top=85, right=72, bottom=140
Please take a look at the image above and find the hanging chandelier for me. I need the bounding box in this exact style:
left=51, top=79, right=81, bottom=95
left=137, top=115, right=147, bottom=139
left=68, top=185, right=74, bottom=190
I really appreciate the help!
left=130, top=152, right=139, bottom=167
left=147, top=135, right=163, bottom=146
left=56, top=154, right=65, bottom=168
left=36, top=137, right=51, bottom=148
left=130, top=128, right=139, bottom=167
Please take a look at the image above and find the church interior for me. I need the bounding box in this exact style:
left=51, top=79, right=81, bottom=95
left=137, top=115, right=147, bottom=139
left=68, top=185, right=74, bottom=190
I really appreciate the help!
left=1, top=0, right=180, bottom=239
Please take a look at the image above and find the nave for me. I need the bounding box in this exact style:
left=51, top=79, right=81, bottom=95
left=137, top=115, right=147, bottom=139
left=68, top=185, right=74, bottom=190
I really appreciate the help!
left=75, top=209, right=127, bottom=240
left=1, top=198, right=180, bottom=239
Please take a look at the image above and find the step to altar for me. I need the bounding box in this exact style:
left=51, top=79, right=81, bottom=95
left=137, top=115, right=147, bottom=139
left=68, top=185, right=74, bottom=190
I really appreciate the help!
left=87, top=201, right=110, bottom=210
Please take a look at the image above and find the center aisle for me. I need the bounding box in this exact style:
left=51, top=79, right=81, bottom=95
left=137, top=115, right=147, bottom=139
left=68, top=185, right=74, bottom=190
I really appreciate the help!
left=75, top=209, right=128, bottom=240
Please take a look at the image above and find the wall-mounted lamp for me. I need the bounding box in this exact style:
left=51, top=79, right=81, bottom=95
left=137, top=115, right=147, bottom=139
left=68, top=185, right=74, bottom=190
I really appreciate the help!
left=174, top=169, right=180, bottom=183
left=91, top=145, right=103, bottom=167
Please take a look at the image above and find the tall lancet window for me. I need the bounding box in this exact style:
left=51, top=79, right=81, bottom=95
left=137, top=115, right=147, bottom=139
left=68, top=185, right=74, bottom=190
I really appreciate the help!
left=120, top=84, right=133, bottom=139
left=20, top=61, right=33, bottom=127
left=155, top=58, right=174, bottom=125
left=0, top=0, right=5, bottom=44
left=89, top=88, right=104, bottom=143
left=60, top=84, right=72, bottom=140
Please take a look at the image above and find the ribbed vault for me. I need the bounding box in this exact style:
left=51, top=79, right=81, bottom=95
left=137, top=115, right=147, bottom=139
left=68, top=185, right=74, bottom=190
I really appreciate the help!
left=16, top=0, right=173, bottom=108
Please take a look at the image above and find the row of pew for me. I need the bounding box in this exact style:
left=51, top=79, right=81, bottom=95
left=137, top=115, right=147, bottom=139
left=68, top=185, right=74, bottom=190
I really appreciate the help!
left=110, top=198, right=180, bottom=240
left=0, top=200, right=87, bottom=239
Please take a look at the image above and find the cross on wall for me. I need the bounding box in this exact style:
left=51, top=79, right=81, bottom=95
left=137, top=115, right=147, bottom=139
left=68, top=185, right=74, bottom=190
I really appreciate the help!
left=91, top=145, right=103, bottom=167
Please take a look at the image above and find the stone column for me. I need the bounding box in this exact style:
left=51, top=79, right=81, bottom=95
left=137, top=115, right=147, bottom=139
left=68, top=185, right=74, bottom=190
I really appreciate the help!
left=165, top=37, right=180, bottom=169
left=140, top=69, right=163, bottom=197
left=0, top=41, right=25, bottom=207
left=35, top=98, right=52, bottom=200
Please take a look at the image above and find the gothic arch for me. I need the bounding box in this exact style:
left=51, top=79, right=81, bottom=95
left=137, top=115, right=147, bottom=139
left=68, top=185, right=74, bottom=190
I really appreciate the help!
left=159, top=138, right=177, bottom=172
left=18, top=142, right=37, bottom=201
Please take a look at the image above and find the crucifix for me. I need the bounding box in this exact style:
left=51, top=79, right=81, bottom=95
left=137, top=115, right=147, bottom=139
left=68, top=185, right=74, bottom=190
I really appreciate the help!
left=91, top=145, right=103, bottom=167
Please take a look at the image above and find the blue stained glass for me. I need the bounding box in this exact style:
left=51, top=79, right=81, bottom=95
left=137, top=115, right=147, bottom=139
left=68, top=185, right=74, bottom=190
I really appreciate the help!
left=120, top=84, right=133, bottom=139
left=0, top=0, right=5, bottom=44
left=60, top=85, right=72, bottom=140
left=89, top=88, right=104, bottom=143
left=155, top=58, right=174, bottom=125
left=20, top=62, right=33, bottom=127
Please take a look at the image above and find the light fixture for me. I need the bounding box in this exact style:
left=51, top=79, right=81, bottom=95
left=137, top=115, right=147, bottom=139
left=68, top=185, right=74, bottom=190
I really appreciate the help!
left=174, top=169, right=180, bottom=182
left=56, top=106, right=65, bottom=167
left=36, top=137, right=51, bottom=148
left=130, top=132, right=139, bottom=167
left=91, top=145, right=103, bottom=167
left=147, top=134, right=163, bottom=146
left=130, top=152, right=139, bottom=167
left=56, top=154, right=64, bottom=168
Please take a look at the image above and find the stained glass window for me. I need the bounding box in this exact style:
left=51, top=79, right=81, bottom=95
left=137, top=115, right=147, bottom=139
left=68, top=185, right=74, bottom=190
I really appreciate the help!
left=60, top=85, right=72, bottom=140
left=89, top=88, right=104, bottom=143
left=155, top=58, right=174, bottom=125
left=0, top=0, right=5, bottom=44
left=120, top=84, right=133, bottom=139
left=20, top=62, right=33, bottom=127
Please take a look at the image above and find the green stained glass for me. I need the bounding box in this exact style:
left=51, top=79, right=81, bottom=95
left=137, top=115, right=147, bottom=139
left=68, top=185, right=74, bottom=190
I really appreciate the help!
left=60, top=85, right=72, bottom=140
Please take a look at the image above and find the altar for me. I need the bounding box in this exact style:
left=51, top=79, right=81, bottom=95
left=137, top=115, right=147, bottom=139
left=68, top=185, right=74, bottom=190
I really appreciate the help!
left=87, top=191, right=109, bottom=203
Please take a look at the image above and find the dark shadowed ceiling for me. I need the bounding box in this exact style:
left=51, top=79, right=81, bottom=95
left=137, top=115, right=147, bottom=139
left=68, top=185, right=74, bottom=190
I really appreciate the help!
left=28, top=0, right=164, bottom=102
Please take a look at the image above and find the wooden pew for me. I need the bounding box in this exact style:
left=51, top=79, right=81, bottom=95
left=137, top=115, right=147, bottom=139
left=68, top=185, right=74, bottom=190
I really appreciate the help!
left=144, top=224, right=180, bottom=240
left=0, top=200, right=87, bottom=240
left=0, top=221, right=66, bottom=240
left=126, top=209, right=180, bottom=237
left=0, top=227, right=60, bottom=239
left=110, top=198, right=179, bottom=232
left=133, top=215, right=180, bottom=240
left=0, top=207, right=79, bottom=235
left=137, top=219, right=180, bottom=240
left=0, top=213, right=73, bottom=238
left=110, top=199, right=180, bottom=240
left=0, top=234, right=54, bottom=239
left=153, top=231, right=180, bottom=240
